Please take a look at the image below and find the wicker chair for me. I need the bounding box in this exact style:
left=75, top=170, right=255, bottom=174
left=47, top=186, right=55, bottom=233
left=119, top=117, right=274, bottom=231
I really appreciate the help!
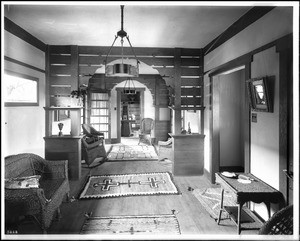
left=5, top=153, right=70, bottom=233
left=82, top=136, right=107, bottom=167
left=82, top=124, right=104, bottom=140
left=138, top=118, right=154, bottom=145
left=258, top=205, right=293, bottom=235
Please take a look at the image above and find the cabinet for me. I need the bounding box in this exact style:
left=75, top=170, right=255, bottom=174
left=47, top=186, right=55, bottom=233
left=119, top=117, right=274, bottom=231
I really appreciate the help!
left=170, top=133, right=205, bottom=176
left=44, top=107, right=82, bottom=180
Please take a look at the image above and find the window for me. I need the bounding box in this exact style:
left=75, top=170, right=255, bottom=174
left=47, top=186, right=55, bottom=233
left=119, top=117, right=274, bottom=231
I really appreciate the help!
left=4, top=70, right=39, bottom=106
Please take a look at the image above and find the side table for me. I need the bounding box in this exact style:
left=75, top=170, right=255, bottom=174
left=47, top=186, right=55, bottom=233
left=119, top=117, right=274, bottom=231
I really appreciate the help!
left=215, top=172, right=284, bottom=234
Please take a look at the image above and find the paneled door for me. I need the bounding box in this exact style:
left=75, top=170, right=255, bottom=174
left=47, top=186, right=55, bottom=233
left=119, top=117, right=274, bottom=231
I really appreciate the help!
left=88, top=92, right=111, bottom=142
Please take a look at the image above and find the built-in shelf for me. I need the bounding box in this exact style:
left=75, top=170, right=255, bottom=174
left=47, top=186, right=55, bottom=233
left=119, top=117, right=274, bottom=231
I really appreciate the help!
left=168, top=105, right=206, bottom=110
left=44, top=106, right=83, bottom=110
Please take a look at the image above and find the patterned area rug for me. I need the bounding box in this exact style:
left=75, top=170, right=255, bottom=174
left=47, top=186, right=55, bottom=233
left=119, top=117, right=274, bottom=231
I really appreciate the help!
left=80, top=214, right=181, bottom=235
left=107, top=145, right=158, bottom=161
left=192, top=187, right=236, bottom=221
left=79, top=172, right=179, bottom=199
left=192, top=188, right=261, bottom=228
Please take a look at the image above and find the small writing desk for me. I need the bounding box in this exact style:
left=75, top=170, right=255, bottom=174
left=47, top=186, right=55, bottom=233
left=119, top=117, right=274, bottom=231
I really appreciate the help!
left=215, top=172, right=284, bottom=234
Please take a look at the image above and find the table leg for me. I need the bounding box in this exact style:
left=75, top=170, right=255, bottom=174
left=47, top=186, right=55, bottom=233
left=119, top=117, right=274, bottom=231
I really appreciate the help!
left=217, top=188, right=224, bottom=224
left=237, top=203, right=242, bottom=234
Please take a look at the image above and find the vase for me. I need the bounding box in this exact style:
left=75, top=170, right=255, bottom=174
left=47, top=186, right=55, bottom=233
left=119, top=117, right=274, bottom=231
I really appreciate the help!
left=77, top=97, right=83, bottom=106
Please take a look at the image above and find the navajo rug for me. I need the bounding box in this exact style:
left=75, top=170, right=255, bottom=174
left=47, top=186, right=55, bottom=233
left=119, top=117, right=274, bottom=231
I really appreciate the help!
left=80, top=214, right=181, bottom=235
left=79, top=172, right=179, bottom=199
left=192, top=188, right=262, bottom=229
left=107, top=145, right=158, bottom=161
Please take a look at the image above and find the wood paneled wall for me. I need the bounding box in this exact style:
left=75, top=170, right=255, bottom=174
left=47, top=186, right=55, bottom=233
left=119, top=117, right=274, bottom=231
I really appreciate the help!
left=47, top=45, right=204, bottom=140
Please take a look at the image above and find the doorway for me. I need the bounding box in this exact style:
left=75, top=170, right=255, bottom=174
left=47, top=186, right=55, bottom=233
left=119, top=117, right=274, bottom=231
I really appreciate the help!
left=209, top=64, right=251, bottom=183
left=218, top=68, right=245, bottom=172
left=116, top=87, right=145, bottom=144
left=121, top=91, right=141, bottom=138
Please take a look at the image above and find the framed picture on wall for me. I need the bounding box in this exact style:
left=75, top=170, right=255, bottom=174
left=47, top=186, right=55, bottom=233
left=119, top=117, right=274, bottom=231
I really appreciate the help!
left=4, top=70, right=39, bottom=106
left=246, top=76, right=272, bottom=112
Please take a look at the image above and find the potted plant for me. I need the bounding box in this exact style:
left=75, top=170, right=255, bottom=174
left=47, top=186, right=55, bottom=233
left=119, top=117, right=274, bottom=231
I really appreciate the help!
left=71, top=84, right=88, bottom=106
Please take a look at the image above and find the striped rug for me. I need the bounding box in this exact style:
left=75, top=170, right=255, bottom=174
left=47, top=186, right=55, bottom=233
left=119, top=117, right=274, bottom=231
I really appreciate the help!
left=80, top=214, right=181, bottom=235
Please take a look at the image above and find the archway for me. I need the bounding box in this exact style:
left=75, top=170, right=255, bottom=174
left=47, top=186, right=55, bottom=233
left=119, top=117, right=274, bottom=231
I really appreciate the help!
left=88, top=60, right=171, bottom=144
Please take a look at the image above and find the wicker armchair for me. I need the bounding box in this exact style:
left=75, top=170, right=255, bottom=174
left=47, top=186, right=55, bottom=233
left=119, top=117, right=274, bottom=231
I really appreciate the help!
left=82, top=136, right=107, bottom=167
left=82, top=124, right=104, bottom=139
left=138, top=118, right=154, bottom=145
left=5, top=153, right=70, bottom=233
left=258, top=205, right=293, bottom=235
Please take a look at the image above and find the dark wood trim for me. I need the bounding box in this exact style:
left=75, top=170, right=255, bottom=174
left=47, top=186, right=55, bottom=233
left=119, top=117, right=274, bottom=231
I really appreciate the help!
left=209, top=55, right=252, bottom=77
left=4, top=56, right=45, bottom=73
left=174, top=48, right=182, bottom=135
left=276, top=43, right=293, bottom=205
left=116, top=90, right=121, bottom=143
left=45, top=45, right=51, bottom=136
left=203, top=6, right=275, bottom=55
left=70, top=45, right=79, bottom=91
left=210, top=75, right=220, bottom=184
left=244, top=62, right=251, bottom=173
left=207, top=33, right=292, bottom=76
left=4, top=17, right=46, bottom=52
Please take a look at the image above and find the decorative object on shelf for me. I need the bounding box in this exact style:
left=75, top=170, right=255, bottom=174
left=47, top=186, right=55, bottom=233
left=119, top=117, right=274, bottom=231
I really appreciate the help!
left=246, top=76, right=273, bottom=112
left=188, top=122, right=191, bottom=134
left=71, top=84, right=88, bottom=106
left=104, top=5, right=140, bottom=77
left=181, top=129, right=187, bottom=134
left=58, top=122, right=64, bottom=136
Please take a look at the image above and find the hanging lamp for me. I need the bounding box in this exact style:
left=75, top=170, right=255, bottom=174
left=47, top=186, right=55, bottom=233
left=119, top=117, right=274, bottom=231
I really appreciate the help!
left=104, top=5, right=140, bottom=77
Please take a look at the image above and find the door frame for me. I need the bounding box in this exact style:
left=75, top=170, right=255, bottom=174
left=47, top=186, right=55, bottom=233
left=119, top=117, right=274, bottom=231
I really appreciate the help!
left=208, top=55, right=252, bottom=183
left=116, top=87, right=145, bottom=143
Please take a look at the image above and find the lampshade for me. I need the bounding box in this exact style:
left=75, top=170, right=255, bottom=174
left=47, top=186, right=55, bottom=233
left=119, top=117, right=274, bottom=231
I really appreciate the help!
left=104, top=5, right=139, bottom=78
left=105, top=63, right=139, bottom=77
left=123, top=78, right=136, bottom=94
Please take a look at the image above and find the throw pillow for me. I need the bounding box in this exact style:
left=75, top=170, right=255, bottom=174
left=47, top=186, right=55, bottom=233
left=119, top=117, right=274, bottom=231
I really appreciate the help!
left=5, top=175, right=41, bottom=189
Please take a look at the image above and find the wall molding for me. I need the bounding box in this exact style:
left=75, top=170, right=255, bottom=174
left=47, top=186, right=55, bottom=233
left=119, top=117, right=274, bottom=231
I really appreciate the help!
left=203, top=6, right=275, bottom=55
left=4, top=17, right=46, bottom=52
left=4, top=56, right=45, bottom=73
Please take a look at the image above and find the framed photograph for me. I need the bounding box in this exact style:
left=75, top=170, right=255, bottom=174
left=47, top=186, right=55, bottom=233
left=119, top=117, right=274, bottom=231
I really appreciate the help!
left=246, top=76, right=272, bottom=112
left=4, top=70, right=39, bottom=106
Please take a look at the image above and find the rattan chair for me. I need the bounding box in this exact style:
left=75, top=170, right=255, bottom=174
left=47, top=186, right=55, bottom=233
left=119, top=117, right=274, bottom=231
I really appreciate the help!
left=82, top=124, right=104, bottom=140
left=82, top=136, right=107, bottom=167
left=138, top=118, right=154, bottom=145
left=258, top=205, right=293, bottom=235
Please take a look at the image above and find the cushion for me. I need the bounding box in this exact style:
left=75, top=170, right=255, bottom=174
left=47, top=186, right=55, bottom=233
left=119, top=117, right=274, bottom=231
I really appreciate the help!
left=5, top=175, right=41, bottom=189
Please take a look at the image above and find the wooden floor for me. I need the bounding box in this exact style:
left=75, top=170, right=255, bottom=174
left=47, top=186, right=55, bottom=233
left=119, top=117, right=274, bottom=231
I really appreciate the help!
left=13, top=138, right=261, bottom=238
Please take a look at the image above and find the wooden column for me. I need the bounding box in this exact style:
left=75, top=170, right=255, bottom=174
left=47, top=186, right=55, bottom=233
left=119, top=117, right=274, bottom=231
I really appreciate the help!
left=174, top=48, right=182, bottom=134
left=199, top=49, right=205, bottom=134
left=70, top=45, right=79, bottom=91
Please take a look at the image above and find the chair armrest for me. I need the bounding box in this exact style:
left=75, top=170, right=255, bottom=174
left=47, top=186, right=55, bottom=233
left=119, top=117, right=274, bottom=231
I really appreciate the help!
left=43, top=160, right=68, bottom=179
left=5, top=188, right=49, bottom=213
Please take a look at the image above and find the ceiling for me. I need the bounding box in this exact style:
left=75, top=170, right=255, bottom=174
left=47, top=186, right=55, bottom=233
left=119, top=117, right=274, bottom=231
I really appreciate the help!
left=4, top=2, right=254, bottom=49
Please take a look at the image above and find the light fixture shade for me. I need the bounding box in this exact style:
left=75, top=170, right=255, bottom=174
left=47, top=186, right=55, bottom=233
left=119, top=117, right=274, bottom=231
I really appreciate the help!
left=123, top=89, right=136, bottom=94
left=105, top=63, right=139, bottom=77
